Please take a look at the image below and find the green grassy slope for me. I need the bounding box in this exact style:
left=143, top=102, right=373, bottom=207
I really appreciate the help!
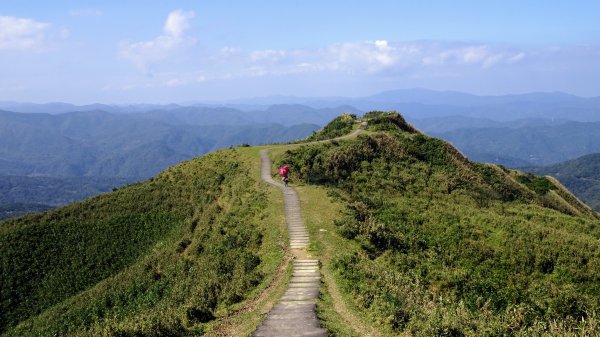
left=525, top=153, right=600, bottom=212
left=275, top=111, right=600, bottom=336
left=303, top=113, right=358, bottom=142
left=0, top=148, right=282, bottom=336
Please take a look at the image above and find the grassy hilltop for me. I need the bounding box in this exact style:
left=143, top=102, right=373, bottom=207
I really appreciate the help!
left=274, top=112, right=600, bottom=336
left=1, top=111, right=599, bottom=336
left=0, top=149, right=285, bottom=336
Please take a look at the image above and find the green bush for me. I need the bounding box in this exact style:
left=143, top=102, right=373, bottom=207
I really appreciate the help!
left=305, top=113, right=357, bottom=141
left=516, top=173, right=555, bottom=195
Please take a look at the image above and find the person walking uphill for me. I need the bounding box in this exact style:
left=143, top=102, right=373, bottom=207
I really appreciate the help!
left=278, top=165, right=289, bottom=187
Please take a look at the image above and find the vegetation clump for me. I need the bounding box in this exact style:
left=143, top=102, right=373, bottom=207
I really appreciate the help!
left=275, top=111, right=600, bottom=335
left=364, top=110, right=419, bottom=134
left=305, top=113, right=357, bottom=141
left=516, top=173, right=555, bottom=195
left=525, top=153, right=600, bottom=211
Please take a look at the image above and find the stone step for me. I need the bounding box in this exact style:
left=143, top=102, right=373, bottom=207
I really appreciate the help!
left=271, top=301, right=316, bottom=310
left=288, top=284, right=320, bottom=289
left=283, top=289, right=320, bottom=297
left=290, top=275, right=319, bottom=280
left=280, top=294, right=319, bottom=301
left=265, top=312, right=320, bottom=320
left=259, top=318, right=321, bottom=328
left=284, top=287, right=320, bottom=293
left=292, top=269, right=321, bottom=276
left=253, top=327, right=327, bottom=337
left=293, top=273, right=320, bottom=278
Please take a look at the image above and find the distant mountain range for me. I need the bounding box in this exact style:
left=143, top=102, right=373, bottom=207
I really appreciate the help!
left=432, top=121, right=600, bottom=167
left=222, top=89, right=600, bottom=122
left=0, top=108, right=326, bottom=178
left=132, top=104, right=361, bottom=126
left=2, top=89, right=600, bottom=219
left=409, top=115, right=570, bottom=134
left=524, top=153, right=600, bottom=211
left=3, top=89, right=600, bottom=121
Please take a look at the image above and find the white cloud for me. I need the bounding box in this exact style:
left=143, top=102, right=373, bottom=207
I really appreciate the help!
left=240, top=41, right=526, bottom=77
left=241, top=40, right=525, bottom=78
left=114, top=39, right=534, bottom=90
left=0, top=16, right=49, bottom=50
left=119, top=10, right=196, bottom=72
left=508, top=52, right=525, bottom=63
left=163, top=10, right=194, bottom=37
left=421, top=44, right=525, bottom=69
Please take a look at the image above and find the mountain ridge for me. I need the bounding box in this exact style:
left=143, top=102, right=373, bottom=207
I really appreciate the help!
left=524, top=153, right=600, bottom=211
left=1, top=112, right=598, bottom=336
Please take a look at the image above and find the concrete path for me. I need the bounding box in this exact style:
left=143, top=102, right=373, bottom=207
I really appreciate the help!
left=254, top=150, right=327, bottom=337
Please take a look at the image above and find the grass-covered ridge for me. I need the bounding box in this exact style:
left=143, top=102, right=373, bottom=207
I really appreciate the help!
left=304, top=113, right=358, bottom=141
left=0, top=148, right=281, bottom=336
left=275, top=111, right=600, bottom=335
left=525, top=153, right=600, bottom=211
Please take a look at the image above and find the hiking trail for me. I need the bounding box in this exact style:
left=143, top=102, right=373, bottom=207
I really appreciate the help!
left=252, top=121, right=367, bottom=336
left=253, top=149, right=326, bottom=337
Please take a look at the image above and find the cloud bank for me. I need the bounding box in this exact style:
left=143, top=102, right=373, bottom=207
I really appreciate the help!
left=119, top=10, right=196, bottom=72
left=240, top=40, right=528, bottom=77
left=111, top=10, right=598, bottom=98
left=0, top=16, right=49, bottom=50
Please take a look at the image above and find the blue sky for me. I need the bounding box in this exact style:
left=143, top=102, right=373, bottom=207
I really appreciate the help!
left=1, top=1, right=599, bottom=103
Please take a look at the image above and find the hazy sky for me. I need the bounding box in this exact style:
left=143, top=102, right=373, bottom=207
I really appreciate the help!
left=1, top=1, right=599, bottom=103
